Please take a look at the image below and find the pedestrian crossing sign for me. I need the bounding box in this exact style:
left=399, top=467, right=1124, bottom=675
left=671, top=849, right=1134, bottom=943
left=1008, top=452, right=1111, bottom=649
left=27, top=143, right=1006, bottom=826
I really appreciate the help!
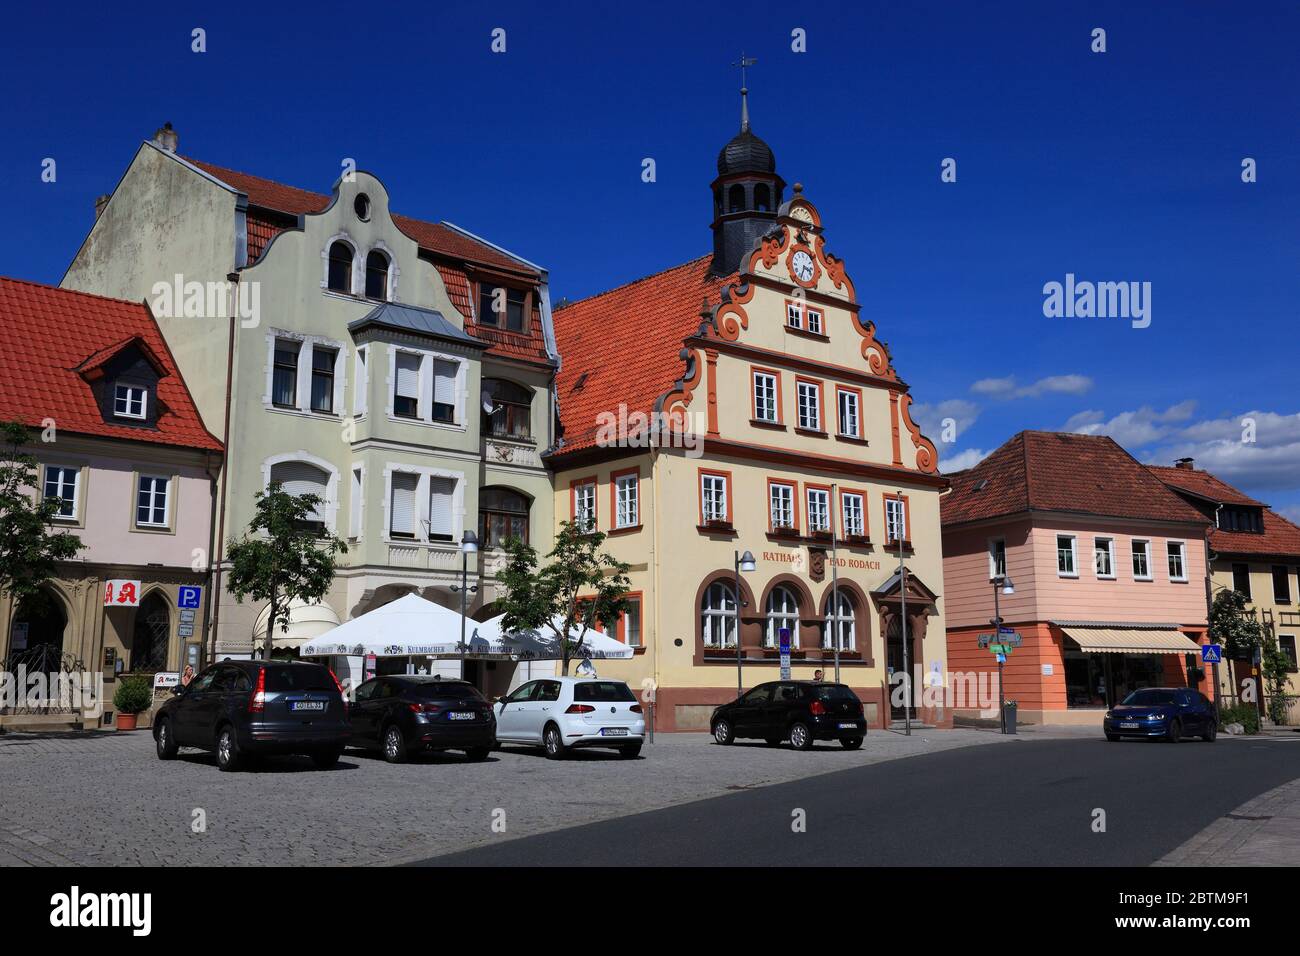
left=1201, top=644, right=1222, bottom=664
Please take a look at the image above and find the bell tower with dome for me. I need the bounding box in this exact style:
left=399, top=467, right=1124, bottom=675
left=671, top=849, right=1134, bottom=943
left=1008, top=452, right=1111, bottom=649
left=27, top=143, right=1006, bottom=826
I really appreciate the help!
left=710, top=70, right=786, bottom=276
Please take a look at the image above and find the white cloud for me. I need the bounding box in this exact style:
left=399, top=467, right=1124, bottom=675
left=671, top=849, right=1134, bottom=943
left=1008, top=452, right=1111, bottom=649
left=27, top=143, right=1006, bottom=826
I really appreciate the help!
left=1063, top=400, right=1197, bottom=447
left=939, top=447, right=990, bottom=473
left=909, top=398, right=980, bottom=446
left=972, top=374, right=1093, bottom=399
left=1278, top=505, right=1300, bottom=525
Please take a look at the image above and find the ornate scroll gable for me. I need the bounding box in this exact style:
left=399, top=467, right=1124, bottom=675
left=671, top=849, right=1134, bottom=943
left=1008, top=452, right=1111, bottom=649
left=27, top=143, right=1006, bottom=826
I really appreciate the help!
left=714, top=281, right=756, bottom=342
left=656, top=347, right=704, bottom=431
left=814, top=235, right=855, bottom=302
left=854, top=318, right=897, bottom=381
left=899, top=392, right=939, bottom=474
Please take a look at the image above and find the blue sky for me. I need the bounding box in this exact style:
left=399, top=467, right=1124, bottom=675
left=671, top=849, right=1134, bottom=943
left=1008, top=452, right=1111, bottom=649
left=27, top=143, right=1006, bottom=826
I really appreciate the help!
left=5, top=1, right=1299, bottom=515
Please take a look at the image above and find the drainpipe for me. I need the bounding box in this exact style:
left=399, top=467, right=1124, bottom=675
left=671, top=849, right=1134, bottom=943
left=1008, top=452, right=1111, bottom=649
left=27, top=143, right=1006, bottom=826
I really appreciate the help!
left=207, top=272, right=240, bottom=665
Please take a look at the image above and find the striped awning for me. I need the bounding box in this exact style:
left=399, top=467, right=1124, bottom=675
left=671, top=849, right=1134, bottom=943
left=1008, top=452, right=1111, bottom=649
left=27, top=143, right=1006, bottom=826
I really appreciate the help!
left=1060, top=626, right=1201, bottom=655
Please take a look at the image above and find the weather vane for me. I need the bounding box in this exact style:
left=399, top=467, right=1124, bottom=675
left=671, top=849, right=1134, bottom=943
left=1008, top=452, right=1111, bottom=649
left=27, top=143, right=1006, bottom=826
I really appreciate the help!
left=732, top=52, right=757, bottom=131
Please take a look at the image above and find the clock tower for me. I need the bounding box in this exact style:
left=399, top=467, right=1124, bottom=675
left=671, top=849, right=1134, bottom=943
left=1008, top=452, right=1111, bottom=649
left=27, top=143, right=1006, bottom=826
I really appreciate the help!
left=710, top=82, right=786, bottom=276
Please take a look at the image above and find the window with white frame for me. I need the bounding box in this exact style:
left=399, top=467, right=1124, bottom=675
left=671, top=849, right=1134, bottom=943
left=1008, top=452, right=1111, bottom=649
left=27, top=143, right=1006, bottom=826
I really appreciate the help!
left=842, top=492, right=865, bottom=538
left=573, top=480, right=596, bottom=531
left=806, top=307, right=823, bottom=334
left=753, top=371, right=778, bottom=423
left=349, top=467, right=363, bottom=539
left=623, top=596, right=642, bottom=647
left=1057, top=534, right=1077, bottom=576
left=393, top=351, right=420, bottom=419
left=352, top=346, right=369, bottom=417
left=269, top=335, right=344, bottom=415
left=1094, top=537, right=1115, bottom=578
left=427, top=477, right=455, bottom=541
left=701, top=581, right=737, bottom=648
left=989, top=537, right=1007, bottom=578
left=885, top=496, right=907, bottom=543
left=806, top=487, right=831, bottom=533
left=1167, top=541, right=1187, bottom=582
left=136, top=475, right=170, bottom=528
left=390, top=348, right=461, bottom=426
left=823, top=591, right=855, bottom=651
left=432, top=359, right=457, bottom=423
left=765, top=585, right=801, bottom=648
left=1132, top=539, right=1151, bottom=579
left=114, top=384, right=147, bottom=420
left=786, top=302, right=803, bottom=329
left=837, top=388, right=860, bottom=438
left=796, top=380, right=821, bottom=431
left=271, top=460, right=329, bottom=530
left=310, top=345, right=338, bottom=414
left=43, top=465, right=78, bottom=520
left=272, top=339, right=300, bottom=408
left=614, top=472, right=639, bottom=528
left=701, top=472, right=728, bottom=523
left=389, top=472, right=419, bottom=539
left=769, top=482, right=795, bottom=530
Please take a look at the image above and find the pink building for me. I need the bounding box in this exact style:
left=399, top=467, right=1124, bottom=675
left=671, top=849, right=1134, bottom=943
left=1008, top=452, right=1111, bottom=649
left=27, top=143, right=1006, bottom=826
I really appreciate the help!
left=941, top=431, right=1213, bottom=726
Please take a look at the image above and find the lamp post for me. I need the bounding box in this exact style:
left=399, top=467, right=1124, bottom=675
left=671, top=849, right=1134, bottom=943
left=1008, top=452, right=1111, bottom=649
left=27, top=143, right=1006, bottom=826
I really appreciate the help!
left=992, top=573, right=1015, bottom=734
left=896, top=490, right=910, bottom=736
left=734, top=549, right=756, bottom=695
left=451, top=530, right=479, bottom=680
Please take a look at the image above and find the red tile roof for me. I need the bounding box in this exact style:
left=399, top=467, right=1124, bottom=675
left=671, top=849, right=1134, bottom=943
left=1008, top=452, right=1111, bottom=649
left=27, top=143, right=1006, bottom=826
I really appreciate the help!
left=941, top=431, right=1207, bottom=527
left=0, top=277, right=222, bottom=452
left=1146, top=464, right=1266, bottom=507
left=183, top=156, right=539, bottom=278
left=551, top=255, right=730, bottom=456
left=1147, top=464, right=1300, bottom=558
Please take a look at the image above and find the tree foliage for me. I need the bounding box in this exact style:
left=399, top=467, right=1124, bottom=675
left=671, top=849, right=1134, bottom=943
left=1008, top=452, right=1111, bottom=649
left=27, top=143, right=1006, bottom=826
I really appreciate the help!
left=495, top=520, right=631, bottom=675
left=1209, top=588, right=1265, bottom=658
left=226, top=483, right=347, bottom=660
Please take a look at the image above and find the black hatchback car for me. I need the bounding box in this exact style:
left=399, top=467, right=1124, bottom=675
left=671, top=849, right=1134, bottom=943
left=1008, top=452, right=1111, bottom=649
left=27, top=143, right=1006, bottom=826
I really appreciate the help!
left=348, top=676, right=495, bottom=763
left=711, top=681, right=867, bottom=750
left=153, top=660, right=350, bottom=771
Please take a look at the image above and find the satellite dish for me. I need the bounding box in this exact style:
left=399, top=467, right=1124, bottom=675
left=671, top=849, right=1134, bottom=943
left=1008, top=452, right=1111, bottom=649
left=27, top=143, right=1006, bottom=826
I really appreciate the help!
left=481, top=392, right=496, bottom=415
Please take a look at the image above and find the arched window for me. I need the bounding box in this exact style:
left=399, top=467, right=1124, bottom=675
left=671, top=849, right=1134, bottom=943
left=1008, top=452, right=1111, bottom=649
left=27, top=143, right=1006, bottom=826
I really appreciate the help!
left=822, top=591, right=855, bottom=651
left=327, top=241, right=354, bottom=293
left=754, top=183, right=771, bottom=212
left=701, top=581, right=737, bottom=648
left=765, top=585, right=801, bottom=648
left=481, top=378, right=533, bottom=439
left=132, top=592, right=171, bottom=672
left=365, top=249, right=390, bottom=300
left=728, top=184, right=745, bottom=213
left=479, top=487, right=530, bottom=548
left=270, top=460, right=329, bottom=531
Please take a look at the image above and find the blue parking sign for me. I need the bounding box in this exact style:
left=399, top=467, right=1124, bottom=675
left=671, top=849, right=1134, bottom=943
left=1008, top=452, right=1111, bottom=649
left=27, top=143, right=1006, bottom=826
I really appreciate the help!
left=1201, top=643, right=1222, bottom=664
left=178, top=586, right=202, bottom=609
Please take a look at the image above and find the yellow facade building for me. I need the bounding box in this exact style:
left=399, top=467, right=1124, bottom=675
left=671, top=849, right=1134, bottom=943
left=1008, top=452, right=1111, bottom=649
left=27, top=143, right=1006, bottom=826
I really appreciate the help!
left=547, top=108, right=949, bottom=731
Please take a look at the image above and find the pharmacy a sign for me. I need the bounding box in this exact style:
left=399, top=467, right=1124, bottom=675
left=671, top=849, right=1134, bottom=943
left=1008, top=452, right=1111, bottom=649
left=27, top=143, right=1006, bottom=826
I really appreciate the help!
left=104, top=580, right=142, bottom=607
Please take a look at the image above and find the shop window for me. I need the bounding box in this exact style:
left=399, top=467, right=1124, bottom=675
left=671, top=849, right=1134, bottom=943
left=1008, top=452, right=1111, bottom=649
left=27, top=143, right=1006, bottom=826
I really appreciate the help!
left=131, top=592, right=171, bottom=672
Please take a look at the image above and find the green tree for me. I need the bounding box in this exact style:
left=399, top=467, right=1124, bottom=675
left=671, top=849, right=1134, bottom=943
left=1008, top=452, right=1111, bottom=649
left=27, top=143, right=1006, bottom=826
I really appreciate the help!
left=226, top=483, right=347, bottom=660
left=1261, top=639, right=1294, bottom=725
left=0, top=421, right=84, bottom=653
left=496, top=520, right=631, bottom=676
left=1210, top=588, right=1270, bottom=718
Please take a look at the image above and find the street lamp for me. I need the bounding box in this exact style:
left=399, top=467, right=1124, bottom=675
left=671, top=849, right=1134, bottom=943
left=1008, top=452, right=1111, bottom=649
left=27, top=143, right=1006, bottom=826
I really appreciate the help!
left=735, top=549, right=755, bottom=695
left=451, top=530, right=479, bottom=681
left=992, top=573, right=1014, bottom=734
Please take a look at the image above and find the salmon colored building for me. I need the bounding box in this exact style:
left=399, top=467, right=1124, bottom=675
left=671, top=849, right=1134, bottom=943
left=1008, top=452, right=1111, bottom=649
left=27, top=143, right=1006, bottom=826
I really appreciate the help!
left=942, top=431, right=1215, bottom=726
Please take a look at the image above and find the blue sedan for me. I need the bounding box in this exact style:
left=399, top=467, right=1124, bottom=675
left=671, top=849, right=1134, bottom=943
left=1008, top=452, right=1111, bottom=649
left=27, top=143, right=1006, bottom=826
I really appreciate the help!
left=1103, top=687, right=1218, bottom=743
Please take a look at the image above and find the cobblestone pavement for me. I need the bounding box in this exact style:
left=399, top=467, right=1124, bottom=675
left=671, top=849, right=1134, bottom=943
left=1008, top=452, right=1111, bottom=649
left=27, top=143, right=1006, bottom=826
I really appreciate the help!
left=0, top=727, right=1010, bottom=866
left=1155, top=738, right=1300, bottom=867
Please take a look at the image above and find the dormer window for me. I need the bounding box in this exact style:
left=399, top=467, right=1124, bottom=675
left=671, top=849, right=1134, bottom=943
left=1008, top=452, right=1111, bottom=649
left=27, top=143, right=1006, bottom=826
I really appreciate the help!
left=478, top=284, right=528, bottom=332
left=114, top=384, right=148, bottom=420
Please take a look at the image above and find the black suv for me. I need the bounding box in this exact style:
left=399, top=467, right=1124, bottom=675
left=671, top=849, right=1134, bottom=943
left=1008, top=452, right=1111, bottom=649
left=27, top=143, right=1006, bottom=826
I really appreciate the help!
left=349, top=676, right=495, bottom=763
left=711, top=681, right=867, bottom=750
left=153, top=660, right=350, bottom=771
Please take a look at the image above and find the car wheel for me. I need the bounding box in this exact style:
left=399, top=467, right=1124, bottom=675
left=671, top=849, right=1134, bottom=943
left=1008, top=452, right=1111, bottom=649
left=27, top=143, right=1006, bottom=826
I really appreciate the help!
left=155, top=717, right=178, bottom=760
left=1105, top=733, right=1120, bottom=742
left=618, top=743, right=642, bottom=759
left=311, top=747, right=342, bottom=769
left=712, top=718, right=735, bottom=745
left=382, top=724, right=407, bottom=764
left=1166, top=719, right=1182, bottom=744
left=764, top=737, right=782, bottom=747
left=543, top=724, right=565, bottom=760
left=841, top=737, right=863, bottom=750
left=464, top=747, right=491, bottom=761
left=1203, top=722, right=1217, bottom=743
left=789, top=721, right=813, bottom=751
left=216, top=725, right=241, bottom=772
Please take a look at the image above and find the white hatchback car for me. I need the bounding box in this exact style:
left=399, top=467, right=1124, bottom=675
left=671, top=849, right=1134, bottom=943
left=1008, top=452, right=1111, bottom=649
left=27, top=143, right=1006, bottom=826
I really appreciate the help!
left=494, top=676, right=646, bottom=759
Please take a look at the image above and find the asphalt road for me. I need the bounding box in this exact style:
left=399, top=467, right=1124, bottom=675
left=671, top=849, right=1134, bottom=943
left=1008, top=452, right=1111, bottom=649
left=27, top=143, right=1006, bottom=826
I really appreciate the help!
left=413, top=736, right=1300, bottom=866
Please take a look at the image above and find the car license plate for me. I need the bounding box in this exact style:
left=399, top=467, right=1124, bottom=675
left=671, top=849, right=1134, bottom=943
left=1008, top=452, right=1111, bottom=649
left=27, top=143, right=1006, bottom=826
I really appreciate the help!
left=838, top=722, right=857, bottom=729
left=601, top=727, right=628, bottom=737
left=1120, top=721, right=1139, bottom=729
left=291, top=701, right=325, bottom=712
left=449, top=712, right=476, bottom=720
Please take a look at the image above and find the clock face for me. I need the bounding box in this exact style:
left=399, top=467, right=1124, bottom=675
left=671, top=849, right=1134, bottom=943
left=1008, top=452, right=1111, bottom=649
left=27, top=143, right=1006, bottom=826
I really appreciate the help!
left=791, top=249, right=815, bottom=284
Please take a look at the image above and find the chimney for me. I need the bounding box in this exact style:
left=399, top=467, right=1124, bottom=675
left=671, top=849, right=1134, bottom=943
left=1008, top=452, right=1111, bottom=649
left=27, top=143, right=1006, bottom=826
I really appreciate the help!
left=152, top=121, right=178, bottom=152
left=94, top=194, right=110, bottom=220
left=1174, top=457, right=1195, bottom=470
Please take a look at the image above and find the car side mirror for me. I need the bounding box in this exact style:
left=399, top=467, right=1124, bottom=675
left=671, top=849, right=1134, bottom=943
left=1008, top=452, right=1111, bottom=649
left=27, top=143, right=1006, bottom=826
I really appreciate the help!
left=171, top=685, right=184, bottom=696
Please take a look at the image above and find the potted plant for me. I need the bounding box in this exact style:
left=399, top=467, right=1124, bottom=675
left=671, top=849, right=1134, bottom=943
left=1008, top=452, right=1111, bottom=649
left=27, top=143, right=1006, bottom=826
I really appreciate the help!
left=112, top=675, right=153, bottom=731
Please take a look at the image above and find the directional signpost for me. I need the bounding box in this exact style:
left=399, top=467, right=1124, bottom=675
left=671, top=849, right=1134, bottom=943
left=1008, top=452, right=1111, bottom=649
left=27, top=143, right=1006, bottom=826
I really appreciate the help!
left=980, top=628, right=1021, bottom=735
